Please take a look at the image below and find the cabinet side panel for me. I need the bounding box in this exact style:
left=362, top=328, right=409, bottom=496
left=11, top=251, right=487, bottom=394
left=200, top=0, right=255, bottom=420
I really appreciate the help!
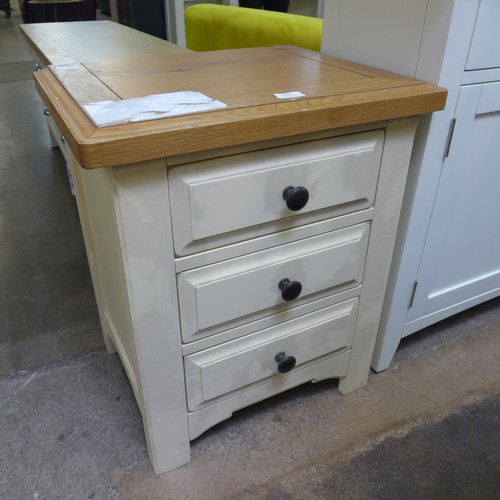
left=417, top=0, right=479, bottom=86
left=73, top=158, right=142, bottom=388
left=111, top=160, right=190, bottom=474
left=323, top=0, right=428, bottom=77
left=465, top=0, right=500, bottom=70
left=68, top=148, right=139, bottom=388
left=339, top=117, right=419, bottom=393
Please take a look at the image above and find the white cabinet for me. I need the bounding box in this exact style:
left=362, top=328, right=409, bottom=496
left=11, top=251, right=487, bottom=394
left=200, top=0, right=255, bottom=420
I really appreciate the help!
left=407, top=83, right=500, bottom=326
left=322, top=0, right=500, bottom=370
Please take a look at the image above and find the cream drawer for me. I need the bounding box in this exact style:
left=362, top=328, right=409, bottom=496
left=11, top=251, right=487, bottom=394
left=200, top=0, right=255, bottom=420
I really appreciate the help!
left=184, top=298, right=358, bottom=412
left=177, top=223, right=369, bottom=343
left=169, top=131, right=383, bottom=256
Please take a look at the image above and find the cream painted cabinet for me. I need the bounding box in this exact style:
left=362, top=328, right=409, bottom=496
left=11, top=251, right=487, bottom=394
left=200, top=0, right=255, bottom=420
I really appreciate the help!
left=165, top=126, right=407, bottom=410
left=67, top=119, right=420, bottom=473
left=322, top=0, right=500, bottom=370
left=33, top=45, right=444, bottom=473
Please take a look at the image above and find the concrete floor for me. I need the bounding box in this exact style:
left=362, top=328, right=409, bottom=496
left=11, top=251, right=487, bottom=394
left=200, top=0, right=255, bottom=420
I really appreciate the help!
left=1, top=9, right=499, bottom=500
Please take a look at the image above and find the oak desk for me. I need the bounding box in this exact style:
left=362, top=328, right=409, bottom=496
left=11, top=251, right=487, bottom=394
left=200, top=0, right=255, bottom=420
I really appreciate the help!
left=21, top=19, right=188, bottom=185
left=32, top=41, right=445, bottom=474
left=21, top=20, right=187, bottom=66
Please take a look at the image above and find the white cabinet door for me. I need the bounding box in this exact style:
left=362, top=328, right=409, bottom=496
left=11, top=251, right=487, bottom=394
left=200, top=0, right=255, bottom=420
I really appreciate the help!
left=407, top=82, right=500, bottom=326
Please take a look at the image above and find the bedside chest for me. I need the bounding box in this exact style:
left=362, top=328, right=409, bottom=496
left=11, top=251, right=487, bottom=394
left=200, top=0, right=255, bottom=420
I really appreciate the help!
left=33, top=45, right=446, bottom=473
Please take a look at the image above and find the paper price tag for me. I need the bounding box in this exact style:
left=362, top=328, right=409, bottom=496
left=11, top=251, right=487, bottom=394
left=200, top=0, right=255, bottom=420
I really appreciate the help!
left=274, top=91, right=306, bottom=99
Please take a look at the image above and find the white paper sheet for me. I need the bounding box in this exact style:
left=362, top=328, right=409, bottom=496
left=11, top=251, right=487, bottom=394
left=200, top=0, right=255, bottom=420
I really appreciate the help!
left=83, top=91, right=227, bottom=127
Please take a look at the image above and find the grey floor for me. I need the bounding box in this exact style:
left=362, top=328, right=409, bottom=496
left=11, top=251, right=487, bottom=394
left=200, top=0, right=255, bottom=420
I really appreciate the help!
left=1, top=9, right=499, bottom=500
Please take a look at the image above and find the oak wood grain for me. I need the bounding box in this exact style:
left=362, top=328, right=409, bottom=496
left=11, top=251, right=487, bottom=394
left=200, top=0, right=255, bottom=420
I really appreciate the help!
left=34, top=47, right=447, bottom=169
left=20, top=20, right=187, bottom=67
left=50, top=64, right=119, bottom=104
left=83, top=47, right=413, bottom=107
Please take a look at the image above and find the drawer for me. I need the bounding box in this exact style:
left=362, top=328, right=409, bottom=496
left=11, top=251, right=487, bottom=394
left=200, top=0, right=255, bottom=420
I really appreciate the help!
left=169, top=131, right=383, bottom=256
left=184, top=298, right=358, bottom=412
left=177, top=222, right=369, bottom=343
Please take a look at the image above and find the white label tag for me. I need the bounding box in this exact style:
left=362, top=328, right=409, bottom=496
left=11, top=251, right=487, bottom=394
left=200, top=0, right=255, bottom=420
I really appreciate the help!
left=274, top=91, right=306, bottom=99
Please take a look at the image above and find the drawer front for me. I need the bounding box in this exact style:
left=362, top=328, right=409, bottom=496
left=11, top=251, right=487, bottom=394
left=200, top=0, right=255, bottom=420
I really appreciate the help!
left=169, top=131, right=383, bottom=256
left=184, top=298, right=358, bottom=411
left=177, top=223, right=369, bottom=342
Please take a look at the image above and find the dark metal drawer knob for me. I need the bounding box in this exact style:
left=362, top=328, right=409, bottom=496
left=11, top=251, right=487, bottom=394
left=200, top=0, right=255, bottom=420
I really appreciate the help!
left=275, top=352, right=296, bottom=373
left=278, top=278, right=302, bottom=301
left=283, top=185, right=309, bottom=211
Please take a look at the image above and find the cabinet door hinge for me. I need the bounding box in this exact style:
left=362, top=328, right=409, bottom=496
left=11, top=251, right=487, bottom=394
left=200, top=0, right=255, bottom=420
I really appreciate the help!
left=443, top=118, right=456, bottom=158
left=408, top=280, right=418, bottom=309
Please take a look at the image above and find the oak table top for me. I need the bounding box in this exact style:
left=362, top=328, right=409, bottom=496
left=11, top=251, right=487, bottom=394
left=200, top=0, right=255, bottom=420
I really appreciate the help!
left=33, top=45, right=447, bottom=169
left=21, top=20, right=187, bottom=67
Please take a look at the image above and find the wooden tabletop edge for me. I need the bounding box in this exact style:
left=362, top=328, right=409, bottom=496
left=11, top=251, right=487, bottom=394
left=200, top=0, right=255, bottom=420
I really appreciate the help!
left=34, top=68, right=95, bottom=164
left=33, top=58, right=447, bottom=170
left=77, top=87, right=447, bottom=169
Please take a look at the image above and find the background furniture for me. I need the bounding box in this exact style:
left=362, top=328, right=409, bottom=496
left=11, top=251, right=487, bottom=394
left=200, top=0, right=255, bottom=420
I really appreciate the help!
left=32, top=31, right=445, bottom=473
left=321, top=0, right=500, bottom=371
left=26, top=0, right=83, bottom=22
left=112, top=0, right=167, bottom=38
left=23, top=0, right=96, bottom=22
left=96, top=0, right=108, bottom=13
left=184, top=3, right=322, bottom=51
left=0, top=0, right=12, bottom=17
left=184, top=0, right=324, bottom=18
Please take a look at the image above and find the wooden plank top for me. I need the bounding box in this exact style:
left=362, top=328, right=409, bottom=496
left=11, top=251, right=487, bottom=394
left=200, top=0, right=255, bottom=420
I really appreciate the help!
left=34, top=46, right=447, bottom=169
left=21, top=20, right=187, bottom=66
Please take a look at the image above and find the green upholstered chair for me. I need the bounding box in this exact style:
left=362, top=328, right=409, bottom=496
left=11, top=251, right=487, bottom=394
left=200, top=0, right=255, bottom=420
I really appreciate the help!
left=185, top=4, right=322, bottom=52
